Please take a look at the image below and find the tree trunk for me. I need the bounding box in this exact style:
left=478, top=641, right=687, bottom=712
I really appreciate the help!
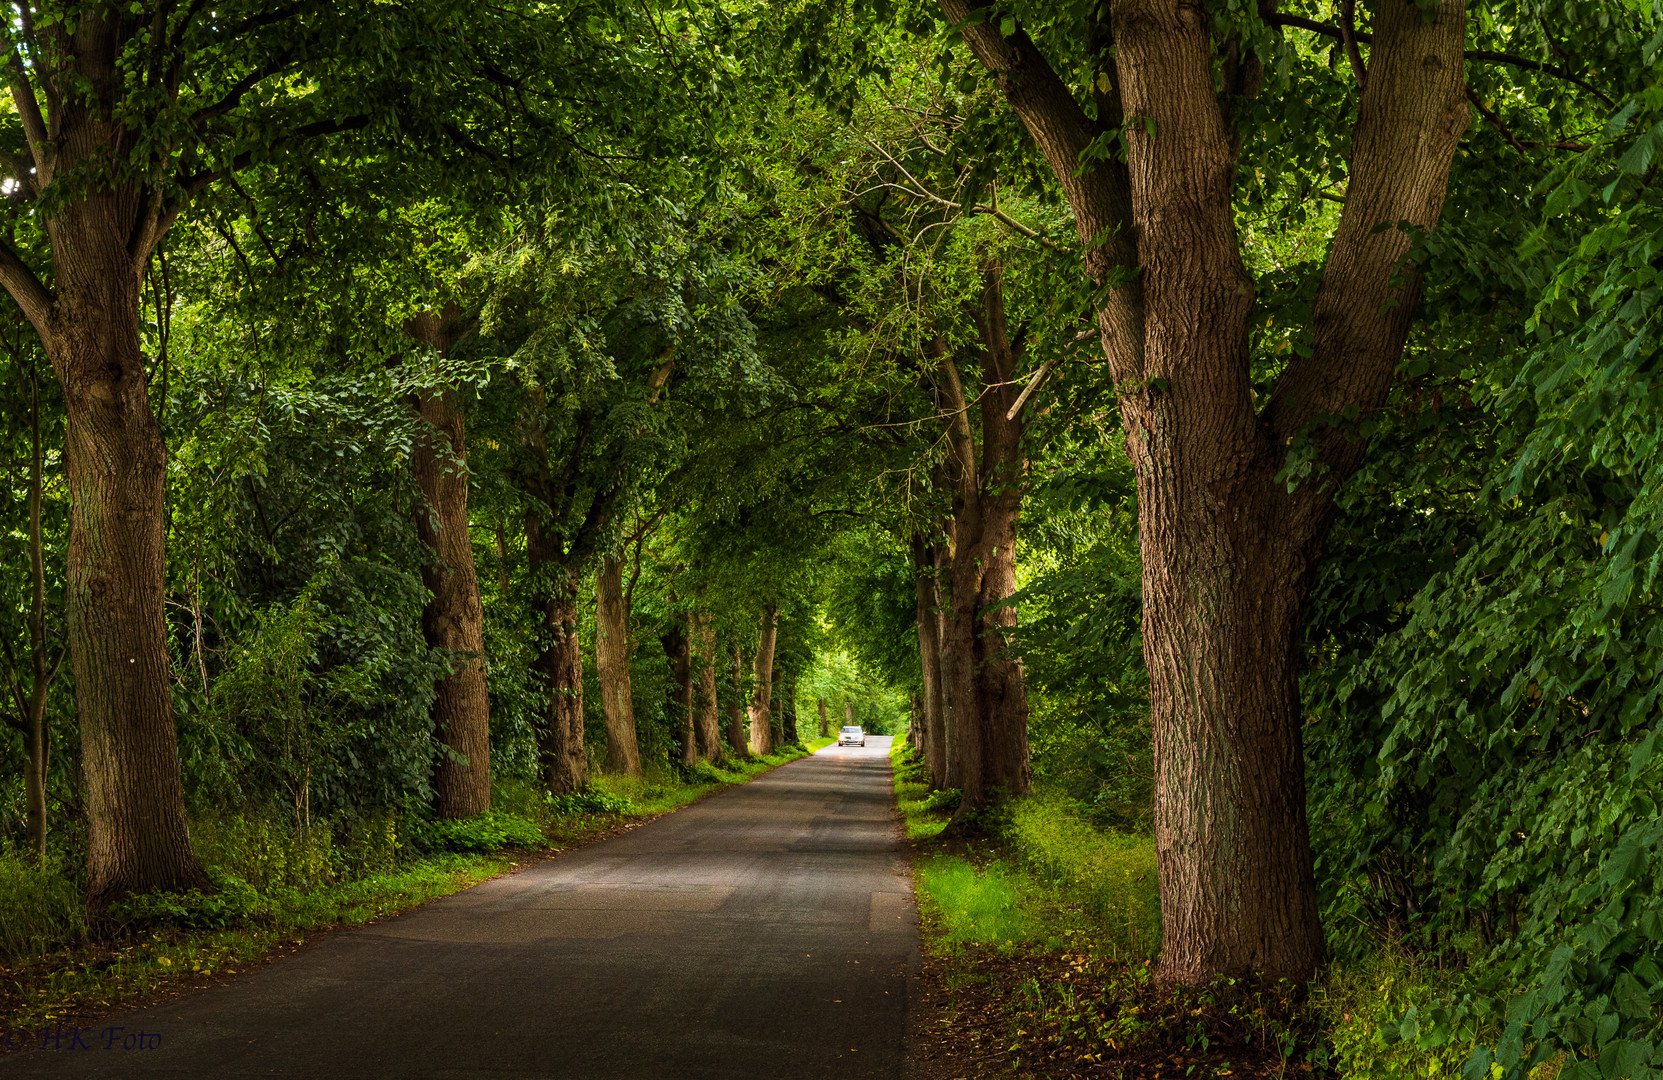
left=662, top=617, right=695, bottom=767
left=942, top=491, right=1030, bottom=811
left=936, top=268, right=1032, bottom=819
left=943, top=0, right=1467, bottom=982
left=595, top=555, right=642, bottom=776
left=0, top=13, right=217, bottom=908
left=845, top=700, right=856, bottom=729
left=912, top=535, right=948, bottom=788
left=748, top=608, right=778, bottom=756
left=407, top=310, right=492, bottom=819
left=527, top=529, right=587, bottom=794
left=46, top=229, right=206, bottom=907
left=936, top=540, right=962, bottom=790
left=691, top=613, right=724, bottom=761
left=727, top=647, right=750, bottom=757
left=817, top=698, right=828, bottom=738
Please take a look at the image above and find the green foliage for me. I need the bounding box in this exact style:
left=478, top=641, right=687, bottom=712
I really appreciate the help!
left=917, top=857, right=1035, bottom=948
left=415, top=812, right=546, bottom=854
left=106, top=873, right=264, bottom=933
left=1002, top=794, right=1160, bottom=959
left=0, top=853, right=84, bottom=961
left=543, top=787, right=637, bottom=818
left=1299, top=77, right=1663, bottom=1080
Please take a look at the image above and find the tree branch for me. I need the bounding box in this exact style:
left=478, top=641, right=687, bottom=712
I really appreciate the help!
left=1465, top=87, right=1528, bottom=154
left=8, top=50, right=51, bottom=183
left=940, top=0, right=1145, bottom=378
left=1340, top=0, right=1367, bottom=89
left=0, top=239, right=53, bottom=332
left=1266, top=14, right=1617, bottom=107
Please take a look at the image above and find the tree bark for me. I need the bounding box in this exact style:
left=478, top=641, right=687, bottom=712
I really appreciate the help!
left=728, top=647, right=750, bottom=757
left=691, top=613, right=724, bottom=761
left=527, top=534, right=587, bottom=794
left=748, top=608, right=778, bottom=756
left=407, top=310, right=492, bottom=819
left=944, top=0, right=1468, bottom=981
left=595, top=555, right=642, bottom=776
left=935, top=268, right=1032, bottom=819
left=817, top=698, right=829, bottom=738
left=912, top=535, right=947, bottom=788
left=48, top=223, right=206, bottom=908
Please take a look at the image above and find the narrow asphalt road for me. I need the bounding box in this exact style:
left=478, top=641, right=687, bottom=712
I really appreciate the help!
left=3, top=737, right=918, bottom=1078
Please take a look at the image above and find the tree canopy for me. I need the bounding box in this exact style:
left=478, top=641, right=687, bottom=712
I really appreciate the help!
left=5, top=0, right=1663, bottom=1074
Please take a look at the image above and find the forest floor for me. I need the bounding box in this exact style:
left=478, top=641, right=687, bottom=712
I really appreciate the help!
left=0, top=742, right=825, bottom=1047
left=895, top=744, right=1336, bottom=1080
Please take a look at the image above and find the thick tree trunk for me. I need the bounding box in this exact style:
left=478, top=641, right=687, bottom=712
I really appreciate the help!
left=748, top=608, right=778, bottom=756
left=912, top=535, right=947, bottom=788
left=527, top=529, right=587, bottom=794
left=936, top=540, right=962, bottom=790
left=936, top=269, right=1032, bottom=819
left=46, top=237, right=206, bottom=907
left=943, top=0, right=1467, bottom=982
left=727, top=647, right=750, bottom=757
left=691, top=613, right=724, bottom=761
left=0, top=13, right=217, bottom=907
left=817, top=698, right=829, bottom=738
left=942, top=492, right=1030, bottom=811
left=408, top=311, right=492, bottom=819
left=845, top=701, right=855, bottom=729
left=595, top=556, right=642, bottom=776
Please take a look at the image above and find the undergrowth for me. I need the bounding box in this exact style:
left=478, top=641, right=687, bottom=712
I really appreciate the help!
left=893, top=741, right=1565, bottom=1079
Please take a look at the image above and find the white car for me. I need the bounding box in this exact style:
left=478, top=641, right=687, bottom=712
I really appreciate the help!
left=838, top=725, right=866, bottom=747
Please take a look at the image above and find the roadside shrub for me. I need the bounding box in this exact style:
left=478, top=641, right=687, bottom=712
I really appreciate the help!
left=544, top=787, right=636, bottom=818
left=194, top=813, right=335, bottom=891
left=416, top=811, right=545, bottom=853
left=0, top=854, right=84, bottom=960
left=918, top=788, right=962, bottom=814
left=685, top=760, right=730, bottom=784
left=105, top=871, right=264, bottom=932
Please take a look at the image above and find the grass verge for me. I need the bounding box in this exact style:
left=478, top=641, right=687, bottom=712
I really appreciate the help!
left=0, top=744, right=811, bottom=1040
left=896, top=739, right=1331, bottom=1079
left=893, top=742, right=1560, bottom=1080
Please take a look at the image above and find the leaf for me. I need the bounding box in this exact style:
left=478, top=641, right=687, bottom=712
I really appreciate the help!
left=1616, top=122, right=1663, bottom=175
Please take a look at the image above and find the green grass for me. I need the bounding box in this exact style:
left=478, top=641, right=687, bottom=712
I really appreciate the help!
left=0, top=748, right=810, bottom=1032
left=0, top=856, right=86, bottom=962
left=891, top=736, right=951, bottom=840
left=1003, top=793, right=1159, bottom=958
left=888, top=742, right=1564, bottom=1079
left=916, top=855, right=1055, bottom=950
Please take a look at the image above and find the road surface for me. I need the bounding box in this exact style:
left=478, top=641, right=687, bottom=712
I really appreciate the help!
left=3, top=737, right=917, bottom=1078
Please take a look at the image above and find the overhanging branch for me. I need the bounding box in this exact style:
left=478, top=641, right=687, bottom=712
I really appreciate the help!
left=0, top=240, right=52, bottom=332
left=1266, top=14, right=1617, bottom=107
